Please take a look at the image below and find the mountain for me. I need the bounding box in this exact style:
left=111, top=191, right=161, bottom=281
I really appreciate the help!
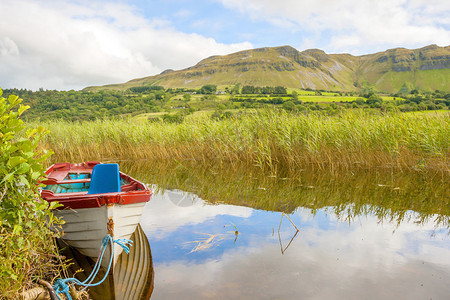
left=86, top=45, right=450, bottom=93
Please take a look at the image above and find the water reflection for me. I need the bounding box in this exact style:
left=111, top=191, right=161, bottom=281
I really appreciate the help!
left=102, top=160, right=449, bottom=299
left=142, top=190, right=449, bottom=300
left=56, top=160, right=449, bottom=299
left=60, top=224, right=154, bottom=300
left=122, top=160, right=449, bottom=228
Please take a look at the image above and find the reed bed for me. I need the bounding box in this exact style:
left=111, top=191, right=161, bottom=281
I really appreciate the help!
left=38, top=109, right=449, bottom=173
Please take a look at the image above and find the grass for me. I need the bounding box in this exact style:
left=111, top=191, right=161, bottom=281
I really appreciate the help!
left=38, top=109, right=449, bottom=174
left=298, top=96, right=396, bottom=102
left=300, top=96, right=359, bottom=102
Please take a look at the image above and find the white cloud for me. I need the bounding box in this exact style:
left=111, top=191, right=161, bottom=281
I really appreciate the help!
left=152, top=210, right=450, bottom=299
left=0, top=0, right=252, bottom=90
left=0, top=37, right=20, bottom=56
left=1, top=0, right=448, bottom=90
left=219, top=0, right=450, bottom=53
left=140, top=190, right=253, bottom=239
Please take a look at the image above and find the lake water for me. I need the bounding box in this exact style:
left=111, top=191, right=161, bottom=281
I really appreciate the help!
left=121, top=161, right=449, bottom=300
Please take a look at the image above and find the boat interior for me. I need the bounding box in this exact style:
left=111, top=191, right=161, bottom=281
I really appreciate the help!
left=42, top=162, right=140, bottom=194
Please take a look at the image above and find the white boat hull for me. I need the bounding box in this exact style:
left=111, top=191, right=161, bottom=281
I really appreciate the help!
left=57, top=202, right=147, bottom=269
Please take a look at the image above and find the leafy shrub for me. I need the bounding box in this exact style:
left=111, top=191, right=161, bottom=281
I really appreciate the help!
left=200, top=84, right=217, bottom=94
left=282, top=101, right=295, bottom=111
left=162, top=112, right=185, bottom=123
left=0, top=89, right=63, bottom=297
left=211, top=110, right=233, bottom=120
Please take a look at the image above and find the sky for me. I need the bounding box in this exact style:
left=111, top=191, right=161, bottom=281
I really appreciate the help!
left=0, top=0, right=449, bottom=91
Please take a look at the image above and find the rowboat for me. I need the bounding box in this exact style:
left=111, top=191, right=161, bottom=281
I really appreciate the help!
left=41, top=161, right=152, bottom=270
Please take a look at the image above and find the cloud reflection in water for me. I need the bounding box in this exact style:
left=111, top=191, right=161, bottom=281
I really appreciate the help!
left=141, top=190, right=449, bottom=300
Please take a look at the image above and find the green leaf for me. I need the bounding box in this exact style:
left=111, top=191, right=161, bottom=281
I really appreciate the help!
left=15, top=163, right=30, bottom=174
left=7, top=95, right=21, bottom=108
left=35, top=202, right=48, bottom=211
left=31, top=171, right=41, bottom=180
left=8, top=156, right=26, bottom=169
left=17, top=104, right=30, bottom=116
left=19, top=175, right=30, bottom=188
left=1, top=173, right=14, bottom=183
left=26, top=128, right=37, bottom=138
left=23, top=152, right=35, bottom=159
left=37, top=126, right=47, bottom=134
left=49, top=201, right=63, bottom=210
left=13, top=224, right=22, bottom=235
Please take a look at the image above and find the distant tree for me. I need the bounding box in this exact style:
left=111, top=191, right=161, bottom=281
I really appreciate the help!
left=354, top=97, right=365, bottom=105
left=274, top=86, right=287, bottom=94
left=182, top=94, right=191, bottom=102
left=366, top=95, right=383, bottom=107
left=241, top=86, right=256, bottom=94
left=231, top=84, right=241, bottom=94
left=408, top=95, right=424, bottom=104
left=282, top=101, right=295, bottom=111
left=200, top=85, right=217, bottom=94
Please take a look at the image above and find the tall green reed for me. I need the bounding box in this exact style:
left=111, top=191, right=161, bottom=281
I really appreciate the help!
left=37, top=109, right=449, bottom=173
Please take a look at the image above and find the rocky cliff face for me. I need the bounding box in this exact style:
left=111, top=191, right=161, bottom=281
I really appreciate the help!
left=87, top=45, right=450, bottom=92
left=371, top=45, right=450, bottom=72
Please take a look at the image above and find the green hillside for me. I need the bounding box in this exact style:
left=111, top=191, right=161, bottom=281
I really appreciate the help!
left=85, top=45, right=450, bottom=93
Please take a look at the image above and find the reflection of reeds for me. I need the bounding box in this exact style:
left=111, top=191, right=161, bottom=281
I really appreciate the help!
left=186, top=233, right=227, bottom=253
left=278, top=213, right=300, bottom=255
left=187, top=223, right=240, bottom=253
left=279, top=212, right=300, bottom=232
left=38, top=109, right=449, bottom=173
left=121, top=160, right=449, bottom=229
left=278, top=230, right=299, bottom=255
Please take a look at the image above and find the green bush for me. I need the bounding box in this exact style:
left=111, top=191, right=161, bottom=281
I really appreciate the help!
left=0, top=89, right=63, bottom=297
left=211, top=110, right=233, bottom=120
left=162, top=112, right=185, bottom=123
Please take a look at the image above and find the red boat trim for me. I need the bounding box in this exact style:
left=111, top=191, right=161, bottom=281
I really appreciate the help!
left=41, top=162, right=152, bottom=209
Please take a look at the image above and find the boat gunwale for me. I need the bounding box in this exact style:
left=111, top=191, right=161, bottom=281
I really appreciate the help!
left=41, top=162, right=152, bottom=209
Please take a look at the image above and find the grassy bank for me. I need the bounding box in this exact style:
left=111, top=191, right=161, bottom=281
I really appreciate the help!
left=39, top=109, right=449, bottom=173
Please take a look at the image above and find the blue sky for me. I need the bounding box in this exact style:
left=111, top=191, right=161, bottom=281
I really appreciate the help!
left=0, top=0, right=449, bottom=90
left=131, top=0, right=301, bottom=47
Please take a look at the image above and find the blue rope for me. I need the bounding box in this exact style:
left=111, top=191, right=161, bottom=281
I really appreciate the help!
left=53, top=235, right=133, bottom=300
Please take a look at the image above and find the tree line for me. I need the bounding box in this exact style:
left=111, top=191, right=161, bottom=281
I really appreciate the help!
left=1, top=85, right=449, bottom=122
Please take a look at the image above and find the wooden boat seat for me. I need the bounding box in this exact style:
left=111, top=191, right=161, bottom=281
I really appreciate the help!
left=47, top=170, right=71, bottom=181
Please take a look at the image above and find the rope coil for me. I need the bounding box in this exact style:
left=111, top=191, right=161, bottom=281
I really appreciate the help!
left=53, top=234, right=133, bottom=300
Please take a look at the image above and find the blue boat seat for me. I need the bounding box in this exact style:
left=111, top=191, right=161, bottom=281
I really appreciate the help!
left=87, top=163, right=121, bottom=194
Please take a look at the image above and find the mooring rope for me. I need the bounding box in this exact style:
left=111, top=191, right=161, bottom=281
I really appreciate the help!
left=52, top=235, right=133, bottom=300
